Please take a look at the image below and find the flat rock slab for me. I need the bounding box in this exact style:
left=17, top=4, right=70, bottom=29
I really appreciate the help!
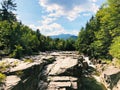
left=48, top=57, right=78, bottom=75
left=10, top=62, right=39, bottom=72
left=1, top=58, right=21, bottom=63
left=102, top=66, right=120, bottom=76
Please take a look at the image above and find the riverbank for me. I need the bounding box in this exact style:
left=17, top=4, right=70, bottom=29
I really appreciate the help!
left=0, top=51, right=119, bottom=90
left=95, top=59, right=120, bottom=90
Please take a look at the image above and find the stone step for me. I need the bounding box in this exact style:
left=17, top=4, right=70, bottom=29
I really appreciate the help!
left=48, top=82, right=71, bottom=88
left=47, top=87, right=66, bottom=90
left=48, top=76, right=77, bottom=82
left=59, top=88, right=66, bottom=90
left=47, top=86, right=59, bottom=90
left=48, top=81, right=77, bottom=89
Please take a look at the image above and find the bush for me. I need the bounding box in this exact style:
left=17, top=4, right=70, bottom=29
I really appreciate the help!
left=0, top=62, right=11, bottom=73
left=0, top=73, right=6, bottom=82
left=24, top=59, right=34, bottom=63
left=10, top=45, right=24, bottom=58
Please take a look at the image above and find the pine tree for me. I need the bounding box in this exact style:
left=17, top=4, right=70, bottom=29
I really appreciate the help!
left=0, top=0, right=17, bottom=21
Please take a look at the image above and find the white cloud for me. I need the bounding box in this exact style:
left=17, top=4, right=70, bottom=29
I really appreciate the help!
left=29, top=24, right=37, bottom=30
left=29, top=23, right=79, bottom=36
left=82, top=13, right=91, bottom=16
left=90, top=3, right=99, bottom=13
left=89, top=0, right=98, bottom=2
left=39, top=0, right=99, bottom=21
left=34, top=0, right=102, bottom=36
left=41, top=16, right=56, bottom=25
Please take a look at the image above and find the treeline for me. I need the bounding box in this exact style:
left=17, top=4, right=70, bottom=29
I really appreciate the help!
left=1, top=0, right=120, bottom=60
left=0, top=0, right=76, bottom=58
left=76, top=0, right=120, bottom=60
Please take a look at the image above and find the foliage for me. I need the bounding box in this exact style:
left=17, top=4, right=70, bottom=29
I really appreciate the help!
left=0, top=20, right=76, bottom=58
left=24, top=59, right=34, bottom=63
left=109, top=36, right=120, bottom=59
left=0, top=0, right=77, bottom=59
left=76, top=0, right=120, bottom=60
left=0, top=63, right=7, bottom=72
left=115, top=59, right=120, bottom=67
left=10, top=45, right=24, bottom=58
left=112, top=59, right=120, bottom=68
left=0, top=62, right=11, bottom=72
left=0, top=73, right=6, bottom=82
left=102, top=59, right=112, bottom=64
left=0, top=0, right=17, bottom=21
left=80, top=77, right=107, bottom=90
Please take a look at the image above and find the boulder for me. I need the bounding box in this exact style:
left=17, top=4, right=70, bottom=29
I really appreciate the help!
left=101, top=66, right=120, bottom=90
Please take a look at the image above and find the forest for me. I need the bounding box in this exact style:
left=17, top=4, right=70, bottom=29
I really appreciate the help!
left=0, top=0, right=120, bottom=62
left=76, top=0, right=120, bottom=60
left=0, top=0, right=76, bottom=58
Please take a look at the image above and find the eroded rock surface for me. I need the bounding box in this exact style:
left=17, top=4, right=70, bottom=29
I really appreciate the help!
left=37, top=51, right=80, bottom=90
left=0, top=51, right=98, bottom=90
left=5, top=75, right=20, bottom=90
left=47, top=57, right=78, bottom=76
left=101, top=66, right=120, bottom=90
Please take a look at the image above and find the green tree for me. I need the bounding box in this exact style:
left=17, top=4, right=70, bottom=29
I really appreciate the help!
left=0, top=21, right=12, bottom=54
left=109, top=36, right=120, bottom=59
left=0, top=0, right=17, bottom=21
left=10, top=45, right=23, bottom=58
left=65, top=38, right=75, bottom=51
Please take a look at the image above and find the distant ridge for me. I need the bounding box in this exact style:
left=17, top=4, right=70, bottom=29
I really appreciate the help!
left=50, top=34, right=78, bottom=40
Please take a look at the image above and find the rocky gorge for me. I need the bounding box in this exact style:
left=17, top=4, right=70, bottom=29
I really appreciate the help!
left=0, top=51, right=120, bottom=90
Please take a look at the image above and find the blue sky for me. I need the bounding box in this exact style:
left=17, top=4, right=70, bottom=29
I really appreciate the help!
left=0, top=0, right=106, bottom=36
